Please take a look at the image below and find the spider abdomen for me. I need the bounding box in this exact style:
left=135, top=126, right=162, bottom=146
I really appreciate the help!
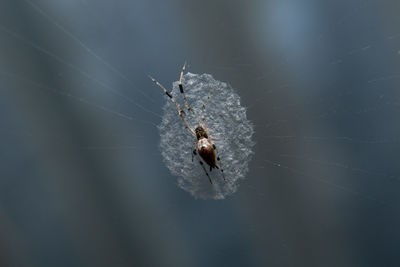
left=197, top=138, right=216, bottom=168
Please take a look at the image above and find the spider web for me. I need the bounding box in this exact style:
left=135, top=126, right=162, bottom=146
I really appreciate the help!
left=159, top=73, right=254, bottom=199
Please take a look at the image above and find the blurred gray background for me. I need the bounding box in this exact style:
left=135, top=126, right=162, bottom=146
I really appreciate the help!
left=0, top=0, right=399, bottom=266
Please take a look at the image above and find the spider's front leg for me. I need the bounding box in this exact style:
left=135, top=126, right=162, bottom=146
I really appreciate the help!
left=178, top=62, right=194, bottom=114
left=149, top=75, right=195, bottom=137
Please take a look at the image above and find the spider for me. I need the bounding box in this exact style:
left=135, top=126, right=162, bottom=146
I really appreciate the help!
left=149, top=63, right=226, bottom=184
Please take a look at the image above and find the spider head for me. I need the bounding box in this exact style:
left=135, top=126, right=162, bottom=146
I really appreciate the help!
left=195, top=125, right=209, bottom=140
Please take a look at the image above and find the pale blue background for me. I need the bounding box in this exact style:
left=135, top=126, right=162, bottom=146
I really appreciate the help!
left=0, top=0, right=399, bottom=266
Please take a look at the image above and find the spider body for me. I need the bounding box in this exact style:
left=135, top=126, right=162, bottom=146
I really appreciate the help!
left=150, top=63, right=226, bottom=184
left=196, top=126, right=217, bottom=170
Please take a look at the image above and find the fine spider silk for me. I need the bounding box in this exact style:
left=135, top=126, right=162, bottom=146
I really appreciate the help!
left=150, top=63, right=254, bottom=199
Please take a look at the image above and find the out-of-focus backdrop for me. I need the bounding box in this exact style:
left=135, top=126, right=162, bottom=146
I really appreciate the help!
left=0, top=0, right=399, bottom=266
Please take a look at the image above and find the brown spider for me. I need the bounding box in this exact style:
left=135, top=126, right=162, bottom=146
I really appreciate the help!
left=149, top=63, right=226, bottom=184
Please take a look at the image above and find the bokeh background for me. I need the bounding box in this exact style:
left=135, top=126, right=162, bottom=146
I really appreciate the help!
left=1, top=0, right=399, bottom=266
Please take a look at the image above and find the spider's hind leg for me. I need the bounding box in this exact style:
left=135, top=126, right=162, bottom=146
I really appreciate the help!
left=199, top=161, right=213, bottom=184
left=216, top=157, right=226, bottom=181
left=213, top=144, right=226, bottom=181
left=192, top=141, right=197, bottom=162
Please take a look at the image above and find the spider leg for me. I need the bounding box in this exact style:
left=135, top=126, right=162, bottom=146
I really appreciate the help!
left=149, top=75, right=195, bottom=136
left=209, top=135, right=223, bottom=141
left=212, top=143, right=226, bottom=181
left=199, top=160, right=213, bottom=184
left=192, top=141, right=197, bottom=162
left=201, top=87, right=215, bottom=123
left=217, top=157, right=226, bottom=181
left=192, top=145, right=212, bottom=184
left=178, top=62, right=194, bottom=114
